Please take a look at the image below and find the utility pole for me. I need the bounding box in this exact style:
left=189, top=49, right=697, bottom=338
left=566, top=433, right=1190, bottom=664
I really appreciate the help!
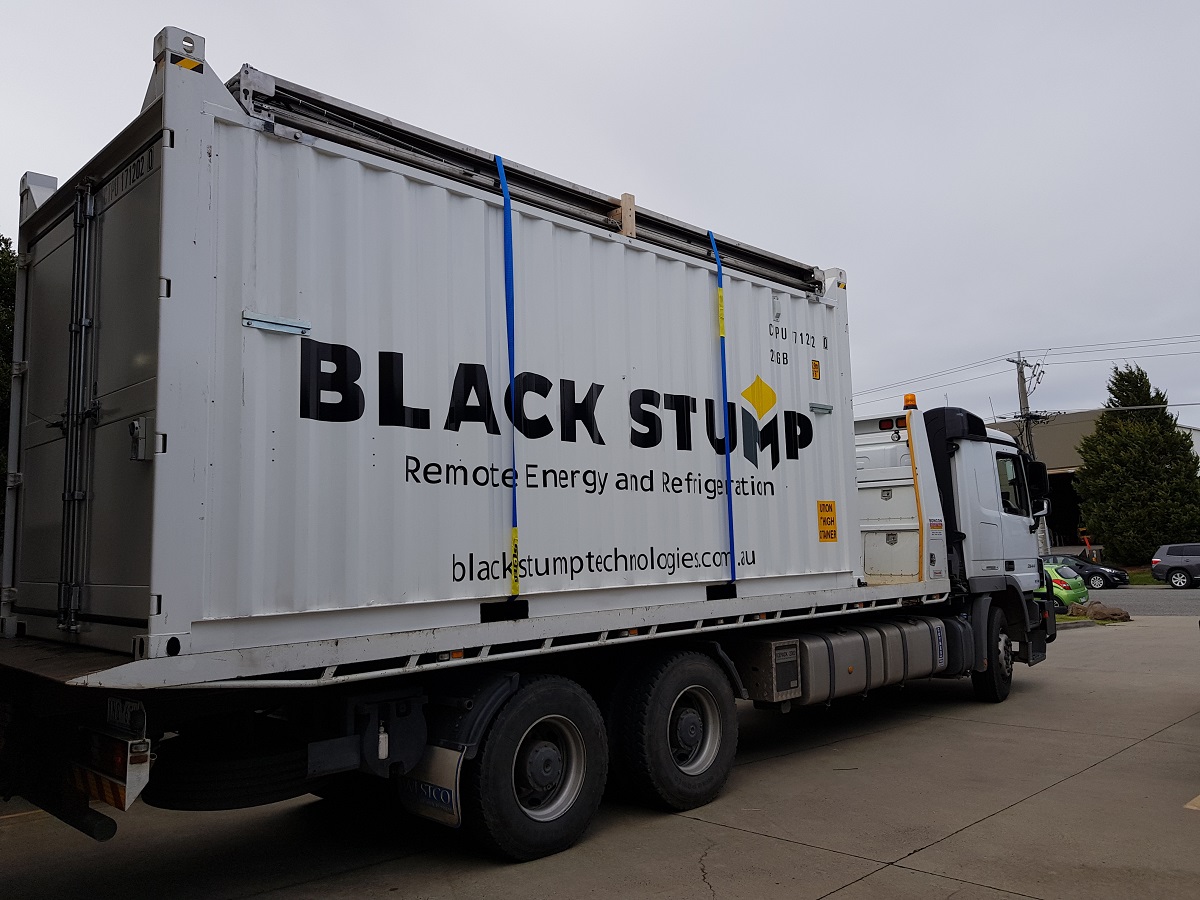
left=1013, top=353, right=1031, bottom=451
left=1007, top=352, right=1051, bottom=554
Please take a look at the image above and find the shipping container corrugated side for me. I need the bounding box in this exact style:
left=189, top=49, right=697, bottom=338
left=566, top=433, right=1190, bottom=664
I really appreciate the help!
left=2, top=29, right=950, bottom=687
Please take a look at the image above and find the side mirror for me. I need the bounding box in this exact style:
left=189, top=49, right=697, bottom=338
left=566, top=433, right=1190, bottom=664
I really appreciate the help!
left=1027, top=461, right=1050, bottom=501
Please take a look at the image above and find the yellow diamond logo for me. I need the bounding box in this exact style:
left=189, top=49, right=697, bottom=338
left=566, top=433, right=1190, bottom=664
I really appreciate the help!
left=741, top=375, right=777, bottom=420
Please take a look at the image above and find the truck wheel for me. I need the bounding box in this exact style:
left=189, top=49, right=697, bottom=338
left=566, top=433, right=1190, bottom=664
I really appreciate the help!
left=612, top=651, right=738, bottom=811
left=971, top=607, right=1013, bottom=703
left=1168, top=569, right=1192, bottom=589
left=463, top=675, right=607, bottom=861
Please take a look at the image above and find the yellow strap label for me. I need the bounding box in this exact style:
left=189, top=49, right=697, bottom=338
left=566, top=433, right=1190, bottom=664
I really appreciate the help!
left=510, top=527, right=520, bottom=596
left=717, top=287, right=725, bottom=337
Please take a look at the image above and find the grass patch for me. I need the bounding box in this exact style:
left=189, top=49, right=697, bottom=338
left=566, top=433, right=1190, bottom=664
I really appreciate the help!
left=1128, top=572, right=1157, bottom=586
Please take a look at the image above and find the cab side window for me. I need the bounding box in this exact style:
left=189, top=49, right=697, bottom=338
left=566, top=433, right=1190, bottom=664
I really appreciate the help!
left=996, top=454, right=1030, bottom=517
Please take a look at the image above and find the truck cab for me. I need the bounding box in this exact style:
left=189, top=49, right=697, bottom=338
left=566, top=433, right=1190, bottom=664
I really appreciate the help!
left=921, top=408, right=1053, bottom=662
left=921, top=408, right=1047, bottom=588
left=957, top=427, right=1043, bottom=593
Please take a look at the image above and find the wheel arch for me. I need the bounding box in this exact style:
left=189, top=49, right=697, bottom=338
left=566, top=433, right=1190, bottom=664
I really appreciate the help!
left=693, top=640, right=749, bottom=700
left=971, top=586, right=1029, bottom=670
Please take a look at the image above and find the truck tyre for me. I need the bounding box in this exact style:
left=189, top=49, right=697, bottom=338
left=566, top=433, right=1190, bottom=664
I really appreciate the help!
left=462, top=675, right=607, bottom=861
left=612, top=651, right=738, bottom=811
left=971, top=607, right=1013, bottom=703
left=1168, top=569, right=1192, bottom=590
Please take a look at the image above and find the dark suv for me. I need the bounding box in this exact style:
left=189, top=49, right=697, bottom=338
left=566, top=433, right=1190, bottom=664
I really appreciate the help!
left=1151, top=544, right=1200, bottom=589
left=1041, top=554, right=1129, bottom=591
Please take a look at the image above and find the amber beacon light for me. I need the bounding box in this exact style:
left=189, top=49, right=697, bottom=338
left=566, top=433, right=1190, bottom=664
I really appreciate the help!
left=903, top=393, right=918, bottom=410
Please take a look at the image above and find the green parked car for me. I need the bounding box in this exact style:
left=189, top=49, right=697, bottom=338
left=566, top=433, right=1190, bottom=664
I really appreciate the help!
left=1045, top=563, right=1089, bottom=612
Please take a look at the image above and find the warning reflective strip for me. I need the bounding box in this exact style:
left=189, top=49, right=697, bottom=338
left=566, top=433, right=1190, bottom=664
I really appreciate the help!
left=169, top=53, right=204, bottom=73
left=71, top=767, right=126, bottom=809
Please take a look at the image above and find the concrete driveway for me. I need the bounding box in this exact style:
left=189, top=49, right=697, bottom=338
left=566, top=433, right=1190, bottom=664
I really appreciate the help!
left=3, top=616, right=1200, bottom=899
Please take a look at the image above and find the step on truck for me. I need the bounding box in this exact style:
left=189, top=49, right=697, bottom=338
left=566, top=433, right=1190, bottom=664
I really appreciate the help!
left=0, top=27, right=1056, bottom=860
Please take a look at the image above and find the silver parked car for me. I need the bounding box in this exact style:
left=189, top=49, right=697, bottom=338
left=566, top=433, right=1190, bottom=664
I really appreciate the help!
left=1150, top=544, right=1200, bottom=589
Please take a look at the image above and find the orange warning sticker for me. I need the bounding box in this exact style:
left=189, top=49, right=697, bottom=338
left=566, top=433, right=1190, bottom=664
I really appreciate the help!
left=817, top=500, right=837, bottom=542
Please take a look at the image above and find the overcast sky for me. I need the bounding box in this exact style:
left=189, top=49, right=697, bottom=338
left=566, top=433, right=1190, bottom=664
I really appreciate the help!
left=3, top=1, right=1196, bottom=424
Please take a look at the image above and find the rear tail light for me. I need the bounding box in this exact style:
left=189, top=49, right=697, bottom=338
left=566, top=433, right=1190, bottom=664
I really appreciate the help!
left=1052, top=579, right=1070, bottom=589
left=1152, top=558, right=1161, bottom=566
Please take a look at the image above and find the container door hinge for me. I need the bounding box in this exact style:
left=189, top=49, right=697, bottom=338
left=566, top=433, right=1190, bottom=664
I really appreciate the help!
left=16, top=253, right=31, bottom=269
left=158, top=278, right=171, bottom=300
left=6, top=472, right=22, bottom=488
left=162, top=128, right=175, bottom=149
left=11, top=360, right=27, bottom=376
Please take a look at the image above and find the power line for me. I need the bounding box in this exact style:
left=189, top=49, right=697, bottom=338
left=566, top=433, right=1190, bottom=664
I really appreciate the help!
left=1020, top=332, right=1200, bottom=356
left=852, top=356, right=1008, bottom=397
left=853, top=332, right=1200, bottom=400
left=1046, top=349, right=1200, bottom=366
left=854, top=367, right=1012, bottom=403
left=1054, top=402, right=1200, bottom=414
left=1036, top=337, right=1200, bottom=359
left=852, top=357, right=1008, bottom=397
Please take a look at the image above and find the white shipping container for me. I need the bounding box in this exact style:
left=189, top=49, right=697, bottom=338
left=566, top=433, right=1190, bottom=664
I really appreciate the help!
left=4, top=29, right=947, bottom=688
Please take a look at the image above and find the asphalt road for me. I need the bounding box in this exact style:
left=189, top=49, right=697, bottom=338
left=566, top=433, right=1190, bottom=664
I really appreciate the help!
left=3, top=617, right=1200, bottom=899
left=1084, top=583, right=1200, bottom=617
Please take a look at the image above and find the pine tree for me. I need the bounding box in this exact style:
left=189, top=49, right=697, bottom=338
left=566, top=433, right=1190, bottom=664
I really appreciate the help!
left=1074, top=365, right=1200, bottom=563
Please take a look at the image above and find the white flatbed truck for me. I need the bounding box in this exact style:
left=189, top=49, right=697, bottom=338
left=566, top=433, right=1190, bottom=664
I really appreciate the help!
left=0, top=28, right=1056, bottom=860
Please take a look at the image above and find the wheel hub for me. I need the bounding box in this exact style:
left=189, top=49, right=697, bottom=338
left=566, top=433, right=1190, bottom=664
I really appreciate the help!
left=674, top=708, right=703, bottom=751
left=667, top=685, right=723, bottom=776
left=998, top=631, right=1014, bottom=678
left=524, top=739, right=563, bottom=791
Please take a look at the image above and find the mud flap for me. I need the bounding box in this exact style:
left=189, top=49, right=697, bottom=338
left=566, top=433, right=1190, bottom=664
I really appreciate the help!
left=397, top=744, right=465, bottom=828
left=1017, top=596, right=1055, bottom=664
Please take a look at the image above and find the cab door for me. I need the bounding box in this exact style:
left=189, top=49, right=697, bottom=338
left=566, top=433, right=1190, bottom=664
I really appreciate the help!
left=995, top=452, right=1040, bottom=591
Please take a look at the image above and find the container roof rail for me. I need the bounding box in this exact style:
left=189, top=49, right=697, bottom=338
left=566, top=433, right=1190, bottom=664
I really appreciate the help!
left=225, top=66, right=823, bottom=295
